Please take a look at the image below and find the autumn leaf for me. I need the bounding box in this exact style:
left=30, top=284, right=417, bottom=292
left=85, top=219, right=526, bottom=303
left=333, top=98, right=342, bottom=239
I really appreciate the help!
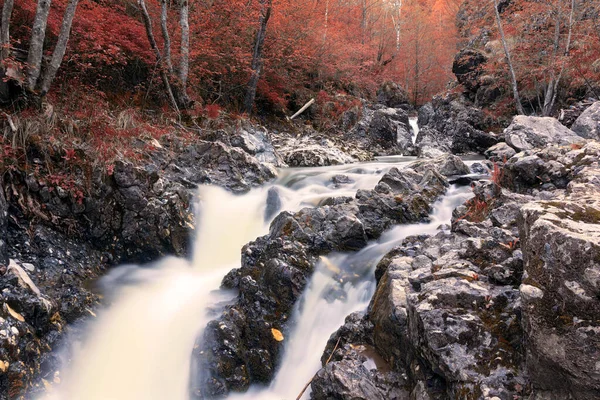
left=271, top=328, right=284, bottom=342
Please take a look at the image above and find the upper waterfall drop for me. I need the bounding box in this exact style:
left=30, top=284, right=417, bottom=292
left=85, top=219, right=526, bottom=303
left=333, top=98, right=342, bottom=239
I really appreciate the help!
left=409, top=116, right=419, bottom=145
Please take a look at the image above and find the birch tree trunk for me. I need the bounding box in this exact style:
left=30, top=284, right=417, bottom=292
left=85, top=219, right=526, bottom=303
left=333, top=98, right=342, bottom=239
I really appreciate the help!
left=26, top=0, right=52, bottom=92
left=546, top=0, right=576, bottom=116
left=243, top=0, right=272, bottom=114
left=160, top=0, right=173, bottom=73
left=138, top=0, right=180, bottom=114
left=492, top=0, right=525, bottom=115
left=39, top=0, right=79, bottom=96
left=1, top=0, right=14, bottom=61
left=542, top=7, right=561, bottom=116
left=178, top=0, right=190, bottom=91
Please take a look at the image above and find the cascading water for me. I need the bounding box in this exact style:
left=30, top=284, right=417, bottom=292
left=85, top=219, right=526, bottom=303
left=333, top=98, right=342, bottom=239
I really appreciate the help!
left=40, top=156, right=472, bottom=400
left=409, top=116, right=420, bottom=145
left=230, top=185, right=472, bottom=400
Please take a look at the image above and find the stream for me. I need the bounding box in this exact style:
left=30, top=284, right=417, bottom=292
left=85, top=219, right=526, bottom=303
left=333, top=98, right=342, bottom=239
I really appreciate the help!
left=41, top=156, right=473, bottom=400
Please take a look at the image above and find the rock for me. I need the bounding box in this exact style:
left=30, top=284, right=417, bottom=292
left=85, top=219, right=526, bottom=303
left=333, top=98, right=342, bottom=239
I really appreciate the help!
left=171, top=140, right=278, bottom=193
left=417, top=95, right=499, bottom=154
left=408, top=154, right=471, bottom=177
left=519, top=190, right=600, bottom=399
left=376, top=81, right=410, bottom=109
left=330, top=174, right=354, bottom=188
left=311, top=352, right=410, bottom=400
left=193, top=165, right=451, bottom=397
left=346, top=105, right=414, bottom=156
left=230, top=125, right=285, bottom=167
left=571, top=101, right=600, bottom=140
left=469, top=161, right=492, bottom=175
left=369, top=108, right=411, bottom=150
left=452, top=48, right=487, bottom=92
left=504, top=116, right=585, bottom=152
left=264, top=187, right=282, bottom=222
left=485, top=142, right=516, bottom=162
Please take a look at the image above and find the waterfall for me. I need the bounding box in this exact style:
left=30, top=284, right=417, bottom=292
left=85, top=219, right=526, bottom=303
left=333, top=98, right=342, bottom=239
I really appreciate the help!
left=409, top=116, right=419, bottom=145
left=39, top=158, right=471, bottom=400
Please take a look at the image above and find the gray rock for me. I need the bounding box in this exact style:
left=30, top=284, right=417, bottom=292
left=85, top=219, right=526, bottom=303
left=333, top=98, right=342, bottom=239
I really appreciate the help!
left=416, top=95, right=499, bottom=155
left=376, top=81, right=410, bottom=109
left=571, top=101, right=600, bottom=140
left=519, top=192, right=600, bottom=399
left=504, top=116, right=585, bottom=152
left=408, top=154, right=471, bottom=177
left=485, top=142, right=516, bottom=162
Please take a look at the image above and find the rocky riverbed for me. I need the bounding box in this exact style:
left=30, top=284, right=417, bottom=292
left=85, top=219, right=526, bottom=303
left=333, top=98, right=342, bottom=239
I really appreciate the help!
left=1, top=96, right=600, bottom=400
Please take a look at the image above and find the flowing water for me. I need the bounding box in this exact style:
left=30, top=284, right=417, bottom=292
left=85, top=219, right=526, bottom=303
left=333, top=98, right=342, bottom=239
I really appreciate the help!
left=41, top=155, right=473, bottom=400
left=409, top=116, right=419, bottom=145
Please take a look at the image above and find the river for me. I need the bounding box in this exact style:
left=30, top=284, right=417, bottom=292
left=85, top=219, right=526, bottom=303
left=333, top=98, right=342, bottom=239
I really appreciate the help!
left=40, top=156, right=473, bottom=400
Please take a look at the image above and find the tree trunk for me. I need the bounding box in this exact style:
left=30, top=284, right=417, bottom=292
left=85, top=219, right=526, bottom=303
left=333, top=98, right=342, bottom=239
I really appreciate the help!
left=492, top=0, right=525, bottom=115
left=160, top=0, right=173, bottom=73
left=178, top=0, right=190, bottom=92
left=39, top=0, right=79, bottom=96
left=547, top=0, right=576, bottom=116
left=138, top=0, right=180, bottom=114
left=543, top=7, right=561, bottom=116
left=243, top=0, right=272, bottom=114
left=1, top=0, right=14, bottom=61
left=26, top=0, right=52, bottom=92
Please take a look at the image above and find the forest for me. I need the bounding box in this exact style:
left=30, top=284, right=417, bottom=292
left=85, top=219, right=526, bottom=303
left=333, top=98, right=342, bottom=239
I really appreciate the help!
left=1, top=1, right=600, bottom=400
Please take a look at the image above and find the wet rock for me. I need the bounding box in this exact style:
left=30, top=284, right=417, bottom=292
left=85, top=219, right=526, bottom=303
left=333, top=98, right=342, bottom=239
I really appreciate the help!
left=504, top=116, right=585, bottom=152
left=408, top=154, right=471, bottom=177
left=330, top=174, right=354, bottom=188
left=417, top=95, right=499, bottom=155
left=194, top=165, right=451, bottom=397
left=311, top=352, right=410, bottom=400
left=571, top=101, right=600, bottom=140
left=230, top=125, right=284, bottom=167
left=171, top=140, right=278, bottom=193
left=469, top=161, right=492, bottom=175
left=264, top=187, right=282, bottom=222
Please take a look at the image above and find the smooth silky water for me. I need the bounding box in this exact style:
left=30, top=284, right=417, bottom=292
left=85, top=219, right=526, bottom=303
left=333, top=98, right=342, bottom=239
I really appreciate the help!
left=40, top=156, right=473, bottom=400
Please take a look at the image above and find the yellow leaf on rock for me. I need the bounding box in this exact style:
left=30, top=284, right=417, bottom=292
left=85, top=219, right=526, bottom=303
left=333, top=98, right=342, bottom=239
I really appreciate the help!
left=271, top=328, right=284, bottom=342
left=5, top=304, right=25, bottom=322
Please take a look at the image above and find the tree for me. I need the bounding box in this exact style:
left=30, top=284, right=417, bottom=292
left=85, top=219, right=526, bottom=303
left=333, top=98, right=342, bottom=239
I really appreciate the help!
left=492, top=0, right=525, bottom=115
left=22, top=0, right=79, bottom=97
left=138, top=0, right=191, bottom=112
left=244, top=0, right=272, bottom=114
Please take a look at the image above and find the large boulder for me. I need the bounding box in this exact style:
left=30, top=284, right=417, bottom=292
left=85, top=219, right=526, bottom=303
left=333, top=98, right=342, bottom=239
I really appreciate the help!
left=417, top=95, right=499, bottom=155
left=504, top=116, right=585, bottom=152
left=408, top=154, right=471, bottom=177
left=376, top=81, right=410, bottom=109
left=369, top=108, right=412, bottom=151
left=345, top=105, right=414, bottom=156
left=571, top=101, right=600, bottom=140
left=280, top=141, right=355, bottom=167
left=519, top=198, right=600, bottom=399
